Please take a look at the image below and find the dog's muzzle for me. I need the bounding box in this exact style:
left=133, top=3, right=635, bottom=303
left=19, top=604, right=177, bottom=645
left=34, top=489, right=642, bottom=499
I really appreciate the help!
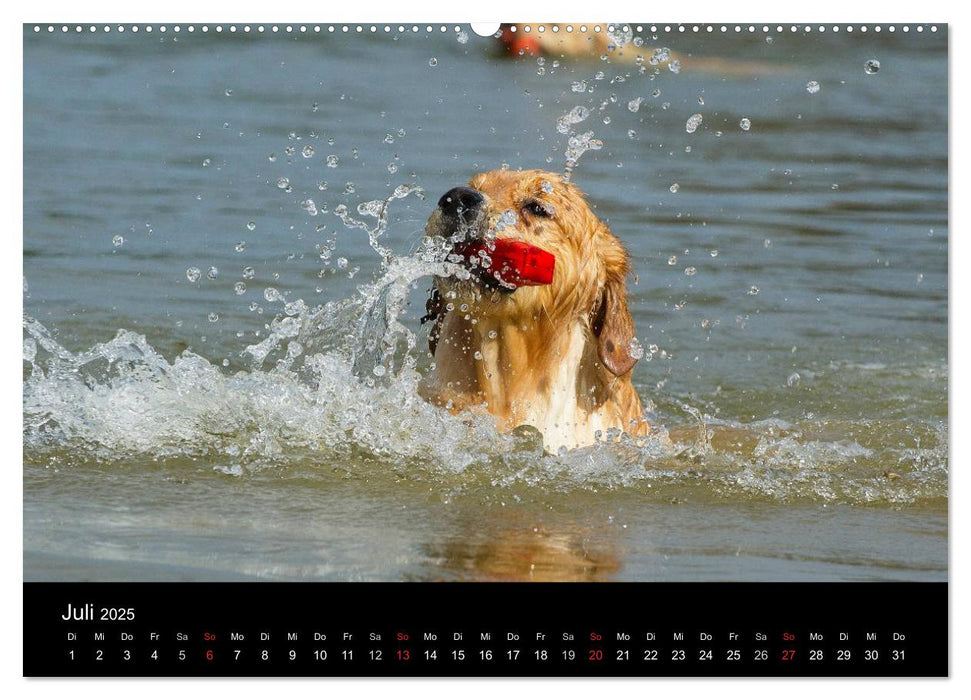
left=438, top=186, right=485, bottom=232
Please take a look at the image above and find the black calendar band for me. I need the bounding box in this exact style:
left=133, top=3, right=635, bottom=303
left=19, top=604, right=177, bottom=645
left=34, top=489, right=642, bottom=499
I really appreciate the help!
left=24, top=581, right=947, bottom=677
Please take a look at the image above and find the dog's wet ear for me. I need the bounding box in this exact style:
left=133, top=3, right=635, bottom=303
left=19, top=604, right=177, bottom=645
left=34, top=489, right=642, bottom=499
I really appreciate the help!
left=591, top=246, right=638, bottom=376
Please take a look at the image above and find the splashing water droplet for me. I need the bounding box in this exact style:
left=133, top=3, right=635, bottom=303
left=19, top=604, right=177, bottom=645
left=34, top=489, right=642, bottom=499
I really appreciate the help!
left=235, top=241, right=246, bottom=252
left=242, top=266, right=255, bottom=280
left=301, top=199, right=319, bottom=216
left=668, top=59, right=681, bottom=74
left=456, top=30, right=469, bottom=44
left=246, top=221, right=256, bottom=231
left=628, top=129, right=637, bottom=139
left=207, top=266, right=219, bottom=280
left=186, top=267, right=201, bottom=282
left=739, top=118, right=751, bottom=131
left=786, top=372, right=801, bottom=387
left=806, top=80, right=820, bottom=94
left=607, top=24, right=633, bottom=48
left=685, top=113, right=703, bottom=134
left=428, top=57, right=438, bottom=67
left=669, top=183, right=680, bottom=193
left=208, top=312, right=219, bottom=322
left=684, top=266, right=696, bottom=275
left=571, top=80, right=587, bottom=93
left=628, top=337, right=644, bottom=360
left=748, top=285, right=760, bottom=295
left=112, top=235, right=124, bottom=247
left=326, top=155, right=339, bottom=168
left=864, top=59, right=880, bottom=74
left=224, top=88, right=233, bottom=96
left=276, top=177, right=290, bottom=190
left=668, top=255, right=678, bottom=265
left=301, top=145, right=315, bottom=158
left=556, top=105, right=591, bottom=134
left=628, top=97, right=643, bottom=113
left=264, top=287, right=284, bottom=303
left=234, top=282, right=246, bottom=295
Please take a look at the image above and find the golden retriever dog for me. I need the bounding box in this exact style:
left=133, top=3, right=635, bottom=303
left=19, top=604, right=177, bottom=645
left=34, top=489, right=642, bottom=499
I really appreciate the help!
left=420, top=169, right=648, bottom=452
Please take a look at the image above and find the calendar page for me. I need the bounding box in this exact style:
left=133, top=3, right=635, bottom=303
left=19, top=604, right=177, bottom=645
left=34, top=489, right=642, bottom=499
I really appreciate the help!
left=22, top=20, right=948, bottom=678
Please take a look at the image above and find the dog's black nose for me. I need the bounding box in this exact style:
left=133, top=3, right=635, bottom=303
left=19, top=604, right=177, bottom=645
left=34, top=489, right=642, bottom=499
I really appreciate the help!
left=438, top=186, right=484, bottom=221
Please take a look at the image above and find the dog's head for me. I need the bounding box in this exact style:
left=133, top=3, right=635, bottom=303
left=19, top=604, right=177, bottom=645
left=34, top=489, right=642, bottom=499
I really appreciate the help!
left=424, top=169, right=639, bottom=376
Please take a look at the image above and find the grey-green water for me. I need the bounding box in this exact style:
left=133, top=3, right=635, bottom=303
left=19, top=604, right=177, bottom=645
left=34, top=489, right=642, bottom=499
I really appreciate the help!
left=23, top=26, right=947, bottom=581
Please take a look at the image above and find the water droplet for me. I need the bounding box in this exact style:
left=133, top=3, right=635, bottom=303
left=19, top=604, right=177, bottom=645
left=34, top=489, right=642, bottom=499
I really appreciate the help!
left=372, top=364, right=386, bottom=377
left=264, top=287, right=284, bottom=303
left=234, top=282, right=246, bottom=295
left=556, top=105, right=591, bottom=134
left=668, top=59, right=681, bottom=74
left=685, top=113, right=703, bottom=133
left=336, top=257, right=348, bottom=269
left=652, top=88, right=661, bottom=98
left=276, top=177, right=290, bottom=189
left=234, top=241, right=247, bottom=253
left=301, top=199, right=318, bottom=216
left=326, top=155, right=339, bottom=168
left=473, top=350, right=483, bottom=361
left=628, top=337, right=644, bottom=359
left=628, top=97, right=643, bottom=112
left=428, top=57, right=438, bottom=67
left=669, top=183, right=680, bottom=193
left=344, top=183, right=355, bottom=194
left=668, top=255, right=678, bottom=265
left=457, top=30, right=469, bottom=44
left=806, top=80, right=820, bottom=94
left=224, top=88, right=233, bottom=96
left=764, top=238, right=772, bottom=249
left=301, top=145, right=315, bottom=158
left=831, top=183, right=840, bottom=190
left=628, top=129, right=637, bottom=139
left=786, top=372, right=801, bottom=387
left=207, top=266, right=219, bottom=280
left=242, top=266, right=255, bottom=280
left=112, top=235, right=124, bottom=247
left=748, top=285, right=760, bottom=295
left=607, top=24, right=633, bottom=48
left=202, top=158, right=211, bottom=167
left=697, top=96, right=705, bottom=105
left=684, top=266, right=696, bottom=275
left=571, top=80, right=587, bottom=93
left=710, top=249, right=719, bottom=257
left=246, top=221, right=256, bottom=231
left=739, top=118, right=751, bottom=131
left=208, top=312, right=219, bottom=322
left=864, top=59, right=880, bottom=74
left=487, top=330, right=498, bottom=339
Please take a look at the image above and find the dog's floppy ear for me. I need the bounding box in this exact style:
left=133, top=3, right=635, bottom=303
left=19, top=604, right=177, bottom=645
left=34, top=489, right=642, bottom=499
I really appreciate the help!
left=591, top=244, right=638, bottom=376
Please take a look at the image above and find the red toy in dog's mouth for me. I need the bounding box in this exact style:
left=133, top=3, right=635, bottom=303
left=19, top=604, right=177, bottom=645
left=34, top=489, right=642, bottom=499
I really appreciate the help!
left=456, top=239, right=555, bottom=288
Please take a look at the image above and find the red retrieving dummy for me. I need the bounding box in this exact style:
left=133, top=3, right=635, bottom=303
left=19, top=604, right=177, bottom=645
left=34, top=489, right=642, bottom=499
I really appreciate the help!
left=460, top=239, right=555, bottom=288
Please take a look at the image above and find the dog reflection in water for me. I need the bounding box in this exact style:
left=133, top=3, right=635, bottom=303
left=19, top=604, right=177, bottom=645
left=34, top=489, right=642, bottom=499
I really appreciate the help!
left=421, top=170, right=648, bottom=453
left=425, top=526, right=621, bottom=582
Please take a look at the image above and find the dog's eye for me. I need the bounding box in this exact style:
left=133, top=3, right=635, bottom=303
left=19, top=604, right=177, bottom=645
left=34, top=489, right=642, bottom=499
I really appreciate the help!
left=524, top=200, right=552, bottom=218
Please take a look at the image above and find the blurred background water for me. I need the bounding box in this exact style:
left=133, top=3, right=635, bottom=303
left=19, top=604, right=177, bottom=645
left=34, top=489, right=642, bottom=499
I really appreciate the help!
left=23, top=25, right=947, bottom=581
